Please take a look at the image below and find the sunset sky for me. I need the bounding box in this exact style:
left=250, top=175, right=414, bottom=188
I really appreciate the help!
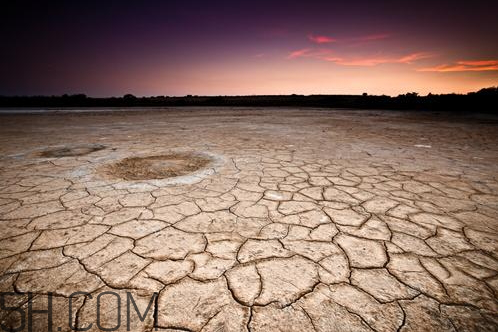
left=1, top=0, right=498, bottom=96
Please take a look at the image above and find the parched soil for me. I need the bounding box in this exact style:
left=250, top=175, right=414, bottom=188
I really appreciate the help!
left=0, top=107, right=498, bottom=331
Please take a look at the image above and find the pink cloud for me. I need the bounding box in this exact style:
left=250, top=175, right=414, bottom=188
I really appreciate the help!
left=308, top=34, right=336, bottom=44
left=397, top=52, right=434, bottom=63
left=286, top=48, right=332, bottom=59
left=287, top=48, right=313, bottom=59
left=418, top=60, right=498, bottom=72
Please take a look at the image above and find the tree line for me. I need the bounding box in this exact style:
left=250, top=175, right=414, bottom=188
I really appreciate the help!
left=1, top=87, right=497, bottom=112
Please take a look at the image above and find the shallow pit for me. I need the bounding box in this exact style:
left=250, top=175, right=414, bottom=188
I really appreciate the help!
left=38, top=144, right=106, bottom=157
left=107, top=152, right=213, bottom=180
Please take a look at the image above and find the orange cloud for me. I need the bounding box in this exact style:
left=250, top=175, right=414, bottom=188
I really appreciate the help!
left=458, top=60, right=498, bottom=66
left=333, top=53, right=432, bottom=66
left=418, top=60, right=498, bottom=72
left=308, top=34, right=336, bottom=44
left=288, top=48, right=433, bottom=67
left=397, top=52, right=435, bottom=63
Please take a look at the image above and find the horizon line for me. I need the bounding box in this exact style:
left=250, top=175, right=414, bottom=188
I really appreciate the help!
left=2, top=87, right=497, bottom=99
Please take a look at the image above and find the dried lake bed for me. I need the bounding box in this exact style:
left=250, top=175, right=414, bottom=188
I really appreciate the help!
left=0, top=107, right=497, bottom=331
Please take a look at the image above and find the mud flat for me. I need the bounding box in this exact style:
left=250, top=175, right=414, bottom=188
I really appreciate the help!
left=1, top=107, right=498, bottom=331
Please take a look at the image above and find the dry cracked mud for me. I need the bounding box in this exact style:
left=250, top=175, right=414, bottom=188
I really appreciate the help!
left=0, top=107, right=498, bottom=331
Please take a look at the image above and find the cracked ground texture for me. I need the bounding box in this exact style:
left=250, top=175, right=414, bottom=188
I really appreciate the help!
left=0, top=108, right=498, bottom=331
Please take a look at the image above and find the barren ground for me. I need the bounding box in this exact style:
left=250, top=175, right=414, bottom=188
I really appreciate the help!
left=0, top=107, right=498, bottom=331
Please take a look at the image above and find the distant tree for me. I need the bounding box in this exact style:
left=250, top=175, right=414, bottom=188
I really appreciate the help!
left=397, top=92, right=419, bottom=98
left=475, top=86, right=498, bottom=96
left=123, top=94, right=136, bottom=99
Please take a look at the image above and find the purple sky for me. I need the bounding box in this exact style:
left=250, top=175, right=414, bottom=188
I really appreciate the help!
left=1, top=0, right=498, bottom=96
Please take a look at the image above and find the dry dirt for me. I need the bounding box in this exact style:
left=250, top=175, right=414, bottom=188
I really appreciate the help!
left=0, top=107, right=497, bottom=331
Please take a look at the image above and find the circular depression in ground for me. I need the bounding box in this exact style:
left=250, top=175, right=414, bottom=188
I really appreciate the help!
left=107, top=152, right=213, bottom=180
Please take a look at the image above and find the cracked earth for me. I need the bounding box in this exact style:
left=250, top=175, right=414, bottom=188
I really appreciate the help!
left=0, top=108, right=498, bottom=331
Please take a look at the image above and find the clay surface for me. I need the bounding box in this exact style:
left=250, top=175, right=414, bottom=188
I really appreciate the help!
left=0, top=108, right=497, bottom=331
